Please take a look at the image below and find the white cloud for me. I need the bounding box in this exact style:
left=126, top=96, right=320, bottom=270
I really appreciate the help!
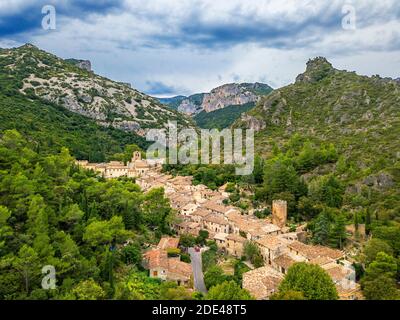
left=2, top=0, right=400, bottom=95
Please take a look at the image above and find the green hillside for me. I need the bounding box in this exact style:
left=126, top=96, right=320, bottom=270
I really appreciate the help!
left=235, top=57, right=400, bottom=219
left=0, top=44, right=193, bottom=132
left=194, top=102, right=256, bottom=129
left=0, top=91, right=149, bottom=162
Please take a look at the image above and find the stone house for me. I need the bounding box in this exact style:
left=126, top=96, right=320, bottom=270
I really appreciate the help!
left=226, top=234, right=246, bottom=257
left=242, top=266, right=283, bottom=300
left=203, top=214, right=230, bottom=234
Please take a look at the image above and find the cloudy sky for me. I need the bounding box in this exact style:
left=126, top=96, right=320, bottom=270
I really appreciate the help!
left=1, top=0, right=400, bottom=96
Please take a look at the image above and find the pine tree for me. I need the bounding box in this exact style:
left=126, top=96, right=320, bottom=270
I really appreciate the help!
left=354, top=211, right=359, bottom=240
left=365, top=208, right=372, bottom=236
left=313, top=211, right=331, bottom=245
left=122, top=200, right=135, bottom=230
left=329, top=214, right=347, bottom=249
left=354, top=211, right=359, bottom=231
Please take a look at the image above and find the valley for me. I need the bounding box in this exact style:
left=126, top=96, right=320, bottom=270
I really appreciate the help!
left=0, top=44, right=399, bottom=302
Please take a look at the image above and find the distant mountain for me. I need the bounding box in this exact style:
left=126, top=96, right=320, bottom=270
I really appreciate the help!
left=158, top=82, right=272, bottom=115
left=157, top=93, right=206, bottom=114
left=157, top=95, right=187, bottom=110
left=0, top=44, right=193, bottom=136
left=157, top=82, right=273, bottom=129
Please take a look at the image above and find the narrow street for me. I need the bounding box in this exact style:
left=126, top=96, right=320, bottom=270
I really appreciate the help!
left=188, top=248, right=208, bottom=294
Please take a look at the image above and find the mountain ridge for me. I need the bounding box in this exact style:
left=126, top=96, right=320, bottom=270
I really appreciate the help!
left=234, top=57, right=400, bottom=213
left=0, top=44, right=193, bottom=136
left=158, top=82, right=273, bottom=115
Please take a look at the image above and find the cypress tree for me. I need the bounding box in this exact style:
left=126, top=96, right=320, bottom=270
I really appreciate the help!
left=365, top=208, right=372, bottom=236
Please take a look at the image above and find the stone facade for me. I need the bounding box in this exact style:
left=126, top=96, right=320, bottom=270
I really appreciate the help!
left=272, top=200, right=287, bottom=228
left=75, top=151, right=156, bottom=179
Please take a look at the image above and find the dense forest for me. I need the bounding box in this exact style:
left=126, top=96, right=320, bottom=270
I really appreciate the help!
left=0, top=130, right=177, bottom=299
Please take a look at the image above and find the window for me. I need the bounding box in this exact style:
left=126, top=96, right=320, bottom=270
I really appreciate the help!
left=153, top=270, right=158, bottom=276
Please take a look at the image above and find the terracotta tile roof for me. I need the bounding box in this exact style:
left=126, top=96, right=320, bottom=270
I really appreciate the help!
left=323, top=265, right=352, bottom=282
left=135, top=160, right=150, bottom=168
left=214, top=233, right=229, bottom=241
left=242, top=266, right=283, bottom=300
left=309, top=256, right=334, bottom=266
left=158, top=237, right=180, bottom=250
left=191, top=208, right=212, bottom=217
left=272, top=254, right=296, bottom=270
left=256, top=235, right=286, bottom=250
left=143, top=249, right=169, bottom=269
left=288, top=241, right=344, bottom=260
left=226, top=234, right=247, bottom=243
left=167, top=259, right=193, bottom=279
left=202, top=201, right=230, bottom=214
left=182, top=203, right=198, bottom=211
left=177, top=221, right=200, bottom=229
left=203, top=213, right=229, bottom=225
left=259, top=223, right=281, bottom=234
left=170, top=176, right=193, bottom=185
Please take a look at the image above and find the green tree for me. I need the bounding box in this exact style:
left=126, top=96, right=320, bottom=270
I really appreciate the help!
left=361, top=252, right=399, bottom=300
left=206, top=281, right=253, bottom=300
left=328, top=214, right=347, bottom=249
left=309, top=175, right=344, bottom=208
left=159, top=281, right=192, bottom=300
left=83, top=216, right=132, bottom=247
left=312, top=211, right=331, bottom=245
left=122, top=242, right=142, bottom=266
left=12, top=245, right=40, bottom=293
left=263, top=156, right=306, bottom=201
left=204, top=265, right=228, bottom=289
left=72, top=279, right=105, bottom=300
left=179, top=234, right=196, bottom=248
left=142, top=188, right=173, bottom=232
left=373, top=226, right=400, bottom=255
left=362, top=239, right=393, bottom=266
left=243, top=241, right=264, bottom=268
left=365, top=208, right=372, bottom=236
left=277, top=263, right=338, bottom=300
left=0, top=206, right=12, bottom=252
left=270, top=290, right=305, bottom=300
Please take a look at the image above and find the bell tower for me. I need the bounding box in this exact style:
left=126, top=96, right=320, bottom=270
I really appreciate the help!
left=132, top=151, right=141, bottom=161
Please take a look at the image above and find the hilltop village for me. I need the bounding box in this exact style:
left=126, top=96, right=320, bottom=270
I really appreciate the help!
left=76, top=153, right=362, bottom=300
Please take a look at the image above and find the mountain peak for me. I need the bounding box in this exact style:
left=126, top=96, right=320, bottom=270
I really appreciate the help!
left=296, top=56, right=335, bottom=84
left=19, top=43, right=39, bottom=50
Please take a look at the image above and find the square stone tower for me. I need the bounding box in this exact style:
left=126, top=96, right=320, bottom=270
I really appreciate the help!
left=272, top=200, right=287, bottom=228
left=132, top=151, right=141, bottom=161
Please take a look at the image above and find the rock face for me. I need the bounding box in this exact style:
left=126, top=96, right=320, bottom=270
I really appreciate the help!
left=239, top=114, right=266, bottom=132
left=362, top=172, right=395, bottom=190
left=164, top=82, right=273, bottom=116
left=177, top=98, right=203, bottom=115
left=65, top=58, right=92, bottom=72
left=202, top=83, right=259, bottom=113
left=76, top=60, right=91, bottom=72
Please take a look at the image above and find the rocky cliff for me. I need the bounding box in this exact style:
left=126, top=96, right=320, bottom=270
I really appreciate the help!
left=160, top=82, right=272, bottom=116
left=65, top=58, right=92, bottom=72
left=1, top=44, right=193, bottom=136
